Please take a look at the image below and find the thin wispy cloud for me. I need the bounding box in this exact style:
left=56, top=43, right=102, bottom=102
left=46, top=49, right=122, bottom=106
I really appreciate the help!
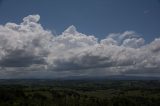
left=144, top=10, right=150, bottom=14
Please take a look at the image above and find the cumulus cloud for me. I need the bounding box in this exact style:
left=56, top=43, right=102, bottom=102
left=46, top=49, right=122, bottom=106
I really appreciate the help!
left=0, top=14, right=160, bottom=78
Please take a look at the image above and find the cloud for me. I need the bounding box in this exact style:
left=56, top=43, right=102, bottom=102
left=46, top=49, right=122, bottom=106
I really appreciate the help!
left=0, top=14, right=160, bottom=78
left=0, top=50, right=46, bottom=67
left=144, top=10, right=150, bottom=14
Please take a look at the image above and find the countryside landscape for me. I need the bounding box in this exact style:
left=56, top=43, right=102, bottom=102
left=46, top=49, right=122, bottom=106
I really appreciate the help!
left=0, top=78, right=160, bottom=106
left=0, top=0, right=160, bottom=105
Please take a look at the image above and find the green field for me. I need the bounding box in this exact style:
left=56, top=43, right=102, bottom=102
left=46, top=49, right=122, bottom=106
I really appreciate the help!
left=0, top=80, right=160, bottom=106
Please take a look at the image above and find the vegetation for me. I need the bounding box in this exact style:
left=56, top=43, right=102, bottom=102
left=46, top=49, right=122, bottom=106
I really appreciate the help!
left=0, top=80, right=160, bottom=106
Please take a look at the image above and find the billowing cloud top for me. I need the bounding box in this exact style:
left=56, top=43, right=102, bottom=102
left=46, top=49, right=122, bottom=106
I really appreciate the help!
left=0, top=15, right=160, bottom=78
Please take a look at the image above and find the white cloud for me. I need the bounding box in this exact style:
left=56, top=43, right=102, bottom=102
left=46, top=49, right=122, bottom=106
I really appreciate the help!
left=0, top=14, right=160, bottom=78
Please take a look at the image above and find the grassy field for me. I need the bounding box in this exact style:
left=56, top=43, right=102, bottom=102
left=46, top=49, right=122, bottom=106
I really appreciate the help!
left=0, top=80, right=160, bottom=106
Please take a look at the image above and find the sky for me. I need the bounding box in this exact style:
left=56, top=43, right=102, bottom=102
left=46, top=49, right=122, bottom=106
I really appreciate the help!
left=0, top=0, right=160, bottom=41
left=0, top=0, right=160, bottom=78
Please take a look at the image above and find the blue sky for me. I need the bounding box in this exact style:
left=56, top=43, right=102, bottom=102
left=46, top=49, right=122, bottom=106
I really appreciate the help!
left=0, top=0, right=160, bottom=78
left=0, top=0, right=160, bottom=42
